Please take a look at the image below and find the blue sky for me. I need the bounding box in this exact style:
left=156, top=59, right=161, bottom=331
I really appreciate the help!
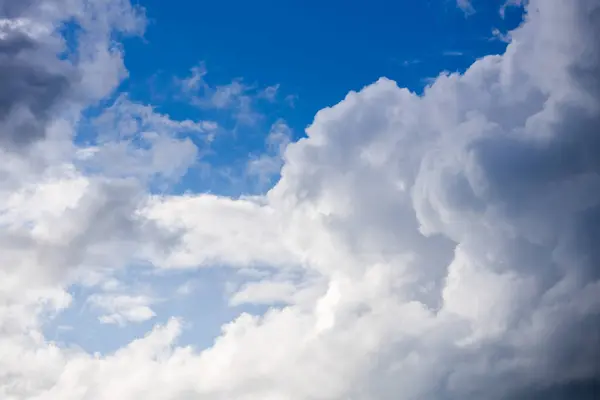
left=117, top=0, right=523, bottom=195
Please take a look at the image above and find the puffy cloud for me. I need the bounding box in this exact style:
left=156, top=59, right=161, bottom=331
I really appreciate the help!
left=88, top=293, right=157, bottom=326
left=142, top=194, right=299, bottom=269
left=1, top=0, right=600, bottom=399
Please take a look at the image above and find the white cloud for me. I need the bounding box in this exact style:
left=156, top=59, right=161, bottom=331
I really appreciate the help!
left=88, top=294, right=157, bottom=326
left=229, top=280, right=298, bottom=306
left=1, top=0, right=600, bottom=399
left=142, top=194, right=299, bottom=269
left=491, top=27, right=512, bottom=42
left=258, top=84, right=280, bottom=102
left=84, top=95, right=213, bottom=185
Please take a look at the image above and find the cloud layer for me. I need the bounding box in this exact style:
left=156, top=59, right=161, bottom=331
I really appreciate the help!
left=0, top=0, right=599, bottom=399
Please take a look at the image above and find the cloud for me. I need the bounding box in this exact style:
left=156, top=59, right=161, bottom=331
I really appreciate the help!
left=229, top=280, right=298, bottom=306
left=0, top=0, right=144, bottom=149
left=491, top=27, right=512, bottom=42
left=1, top=0, right=600, bottom=399
left=400, top=58, right=421, bottom=67
left=284, top=93, right=298, bottom=108
left=456, top=0, right=475, bottom=15
left=142, top=193, right=298, bottom=269
left=247, top=119, right=292, bottom=187
left=88, top=293, right=157, bottom=326
left=177, top=62, right=282, bottom=125
left=443, top=50, right=465, bottom=56
left=82, top=95, right=214, bottom=185
left=257, top=84, right=280, bottom=102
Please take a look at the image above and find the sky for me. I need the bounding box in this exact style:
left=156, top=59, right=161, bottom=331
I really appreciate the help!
left=0, top=0, right=599, bottom=399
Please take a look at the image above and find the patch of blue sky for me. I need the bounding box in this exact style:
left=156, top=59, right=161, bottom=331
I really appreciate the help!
left=118, top=0, right=524, bottom=196
left=70, top=0, right=525, bottom=198
left=46, top=265, right=276, bottom=354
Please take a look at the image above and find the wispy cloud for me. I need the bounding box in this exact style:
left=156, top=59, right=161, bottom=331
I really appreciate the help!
left=176, top=62, right=283, bottom=126
left=402, top=58, right=422, bottom=67
left=491, top=27, right=512, bottom=42
left=456, top=0, right=475, bottom=15
left=258, top=84, right=280, bottom=102
left=247, top=119, right=292, bottom=188
left=88, top=293, right=157, bottom=326
left=443, top=50, right=465, bottom=57
left=284, top=94, right=298, bottom=108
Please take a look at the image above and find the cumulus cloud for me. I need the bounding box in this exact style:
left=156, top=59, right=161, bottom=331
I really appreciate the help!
left=1, top=0, right=600, bottom=399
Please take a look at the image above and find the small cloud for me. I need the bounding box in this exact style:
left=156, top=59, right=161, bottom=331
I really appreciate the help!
left=491, top=28, right=512, bottom=43
left=284, top=94, right=298, bottom=108
left=87, top=293, right=158, bottom=326
left=210, top=79, right=248, bottom=109
left=175, top=280, right=198, bottom=296
left=443, top=51, right=465, bottom=57
left=177, top=63, right=280, bottom=126
left=401, top=59, right=422, bottom=67
left=56, top=325, right=74, bottom=332
left=258, top=84, right=280, bottom=102
left=247, top=119, right=292, bottom=187
left=456, top=0, right=475, bottom=15
left=178, top=62, right=208, bottom=93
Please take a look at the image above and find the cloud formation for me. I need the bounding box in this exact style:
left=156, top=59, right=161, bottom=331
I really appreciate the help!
left=0, top=0, right=599, bottom=399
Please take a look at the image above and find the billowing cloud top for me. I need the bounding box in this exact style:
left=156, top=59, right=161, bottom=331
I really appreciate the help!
left=0, top=0, right=599, bottom=399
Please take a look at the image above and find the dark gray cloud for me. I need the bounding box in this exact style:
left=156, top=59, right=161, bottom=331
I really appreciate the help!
left=514, top=380, right=600, bottom=400
left=0, top=2, right=76, bottom=148
left=0, top=31, right=73, bottom=147
left=0, top=0, right=38, bottom=18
